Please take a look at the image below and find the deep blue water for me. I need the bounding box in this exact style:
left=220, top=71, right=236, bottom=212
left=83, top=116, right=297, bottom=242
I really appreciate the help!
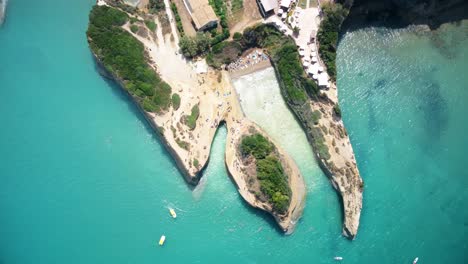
left=0, top=1, right=466, bottom=263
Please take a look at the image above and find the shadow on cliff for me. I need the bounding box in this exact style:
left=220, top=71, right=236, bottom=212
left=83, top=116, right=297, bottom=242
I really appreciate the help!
left=340, top=0, right=468, bottom=33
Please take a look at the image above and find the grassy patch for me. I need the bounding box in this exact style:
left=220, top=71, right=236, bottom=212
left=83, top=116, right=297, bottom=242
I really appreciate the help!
left=311, top=110, right=321, bottom=125
left=171, top=93, right=181, bottom=110
left=231, top=0, right=243, bottom=13
left=176, top=138, right=190, bottom=150
left=87, top=6, right=172, bottom=113
left=183, top=105, right=200, bottom=130
left=130, top=24, right=139, bottom=33
left=193, top=158, right=199, bottom=168
left=310, top=127, right=330, bottom=160
left=145, top=20, right=157, bottom=31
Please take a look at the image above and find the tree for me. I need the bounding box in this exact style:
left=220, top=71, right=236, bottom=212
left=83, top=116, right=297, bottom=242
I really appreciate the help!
left=179, top=36, right=197, bottom=58
left=195, top=33, right=210, bottom=54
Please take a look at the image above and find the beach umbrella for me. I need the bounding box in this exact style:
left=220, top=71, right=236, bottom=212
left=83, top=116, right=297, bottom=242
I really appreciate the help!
left=312, top=74, right=318, bottom=80
left=318, top=66, right=324, bottom=72
left=303, top=61, right=310, bottom=68
left=310, top=51, right=317, bottom=57
left=311, top=56, right=318, bottom=63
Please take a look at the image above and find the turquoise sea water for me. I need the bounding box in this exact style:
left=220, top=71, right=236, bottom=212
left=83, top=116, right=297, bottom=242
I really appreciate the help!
left=0, top=1, right=467, bottom=263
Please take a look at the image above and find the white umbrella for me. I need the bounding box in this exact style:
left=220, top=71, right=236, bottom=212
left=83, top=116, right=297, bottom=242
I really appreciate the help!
left=299, top=50, right=305, bottom=57
left=310, top=46, right=316, bottom=52
left=318, top=66, right=324, bottom=72
left=312, top=74, right=318, bottom=80
left=303, top=61, right=310, bottom=68
left=310, top=51, right=317, bottom=57
left=311, top=56, right=318, bottom=63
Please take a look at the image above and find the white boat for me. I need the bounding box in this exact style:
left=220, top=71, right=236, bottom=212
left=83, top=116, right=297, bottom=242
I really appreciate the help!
left=334, top=256, right=343, bottom=261
left=169, top=208, right=177, bottom=218
left=159, top=235, right=166, bottom=246
left=413, top=257, right=419, bottom=264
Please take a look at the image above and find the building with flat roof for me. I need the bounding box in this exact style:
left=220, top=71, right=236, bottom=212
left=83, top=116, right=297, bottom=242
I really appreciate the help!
left=257, top=0, right=277, bottom=17
left=182, top=0, right=218, bottom=31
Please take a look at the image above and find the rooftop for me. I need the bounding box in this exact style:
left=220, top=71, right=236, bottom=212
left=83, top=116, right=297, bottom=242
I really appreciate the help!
left=183, top=0, right=218, bottom=30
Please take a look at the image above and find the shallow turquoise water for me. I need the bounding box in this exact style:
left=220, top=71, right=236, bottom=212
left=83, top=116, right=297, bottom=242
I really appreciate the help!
left=0, top=0, right=466, bottom=263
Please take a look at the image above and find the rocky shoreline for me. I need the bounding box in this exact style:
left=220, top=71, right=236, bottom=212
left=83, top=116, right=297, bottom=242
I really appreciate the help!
left=271, top=60, right=363, bottom=239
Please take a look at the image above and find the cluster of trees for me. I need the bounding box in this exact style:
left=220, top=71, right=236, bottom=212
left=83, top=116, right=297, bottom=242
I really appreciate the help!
left=241, top=134, right=291, bottom=213
left=148, top=0, right=165, bottom=13
left=87, top=6, right=172, bottom=113
left=317, top=3, right=348, bottom=81
left=206, top=41, right=243, bottom=68
left=179, top=33, right=211, bottom=58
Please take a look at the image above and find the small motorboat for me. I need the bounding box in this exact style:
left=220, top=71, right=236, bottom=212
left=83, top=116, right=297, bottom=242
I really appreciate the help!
left=169, top=208, right=177, bottom=218
left=334, top=256, right=343, bottom=261
left=413, top=257, right=419, bottom=264
left=159, top=235, right=166, bottom=246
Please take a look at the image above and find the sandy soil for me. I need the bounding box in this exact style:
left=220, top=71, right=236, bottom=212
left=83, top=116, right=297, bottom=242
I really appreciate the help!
left=229, top=0, right=263, bottom=34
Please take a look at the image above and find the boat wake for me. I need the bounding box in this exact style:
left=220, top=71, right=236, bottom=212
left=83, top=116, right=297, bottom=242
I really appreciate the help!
left=0, top=0, right=6, bottom=26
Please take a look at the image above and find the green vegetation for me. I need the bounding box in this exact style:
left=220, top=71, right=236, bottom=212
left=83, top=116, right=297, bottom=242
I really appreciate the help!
left=176, top=138, right=190, bottom=150
left=241, top=133, right=291, bottom=213
left=145, top=20, right=156, bottom=31
left=231, top=0, right=244, bottom=13
left=130, top=17, right=139, bottom=24
left=179, top=33, right=211, bottom=58
left=311, top=127, right=330, bottom=160
left=193, top=158, right=199, bottom=168
left=333, top=104, right=342, bottom=117
left=233, top=32, right=243, bottom=41
left=317, top=3, right=348, bottom=81
left=171, top=93, right=181, bottom=110
left=183, top=105, right=200, bottom=130
left=170, top=2, right=184, bottom=36
left=148, top=0, right=165, bottom=13
left=130, top=24, right=139, bottom=33
left=311, top=110, right=322, bottom=125
left=208, top=0, right=228, bottom=30
left=206, top=41, right=243, bottom=68
left=241, top=134, right=273, bottom=159
left=87, top=5, right=172, bottom=113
